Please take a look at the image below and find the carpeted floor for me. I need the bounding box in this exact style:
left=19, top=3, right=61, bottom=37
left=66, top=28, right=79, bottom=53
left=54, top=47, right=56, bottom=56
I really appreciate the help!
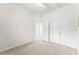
left=0, top=40, right=78, bottom=55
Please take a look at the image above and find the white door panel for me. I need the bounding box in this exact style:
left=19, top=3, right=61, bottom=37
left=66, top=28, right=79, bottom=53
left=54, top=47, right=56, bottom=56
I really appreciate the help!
left=42, top=22, right=49, bottom=41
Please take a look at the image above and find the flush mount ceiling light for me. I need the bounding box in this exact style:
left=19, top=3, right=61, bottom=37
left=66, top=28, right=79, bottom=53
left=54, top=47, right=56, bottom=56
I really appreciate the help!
left=34, top=3, right=46, bottom=8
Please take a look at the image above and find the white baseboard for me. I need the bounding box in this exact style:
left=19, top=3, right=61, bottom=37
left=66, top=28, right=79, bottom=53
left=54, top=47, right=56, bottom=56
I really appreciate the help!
left=0, top=40, right=33, bottom=52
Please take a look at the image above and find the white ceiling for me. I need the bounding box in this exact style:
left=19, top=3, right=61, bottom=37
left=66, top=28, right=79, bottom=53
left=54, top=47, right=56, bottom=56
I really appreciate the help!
left=15, top=3, right=70, bottom=15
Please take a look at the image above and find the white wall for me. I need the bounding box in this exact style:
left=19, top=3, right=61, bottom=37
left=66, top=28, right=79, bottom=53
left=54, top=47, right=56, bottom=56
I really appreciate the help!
left=41, top=4, right=78, bottom=49
left=0, top=4, right=35, bottom=52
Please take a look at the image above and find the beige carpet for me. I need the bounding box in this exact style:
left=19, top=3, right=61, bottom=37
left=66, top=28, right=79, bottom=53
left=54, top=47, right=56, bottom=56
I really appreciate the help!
left=0, top=40, right=78, bottom=55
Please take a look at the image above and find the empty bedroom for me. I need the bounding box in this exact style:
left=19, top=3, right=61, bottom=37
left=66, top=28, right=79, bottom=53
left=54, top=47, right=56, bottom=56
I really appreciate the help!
left=0, top=3, right=79, bottom=55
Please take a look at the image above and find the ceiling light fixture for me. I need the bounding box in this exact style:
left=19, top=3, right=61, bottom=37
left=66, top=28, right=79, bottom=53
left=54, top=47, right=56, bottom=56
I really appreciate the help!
left=34, top=3, right=46, bottom=8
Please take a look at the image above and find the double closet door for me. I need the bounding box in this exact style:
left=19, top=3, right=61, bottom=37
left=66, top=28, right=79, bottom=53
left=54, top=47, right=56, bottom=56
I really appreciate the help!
left=35, top=22, right=49, bottom=41
left=51, top=18, right=77, bottom=48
